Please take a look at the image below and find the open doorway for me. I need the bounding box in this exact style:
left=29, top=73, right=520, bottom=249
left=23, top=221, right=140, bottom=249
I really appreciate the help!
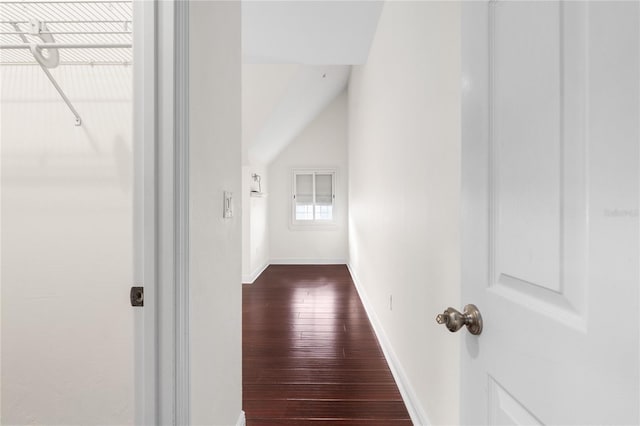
left=1, top=1, right=136, bottom=423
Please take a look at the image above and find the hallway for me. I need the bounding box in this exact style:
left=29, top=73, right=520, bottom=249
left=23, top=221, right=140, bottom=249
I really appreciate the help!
left=242, top=265, right=411, bottom=425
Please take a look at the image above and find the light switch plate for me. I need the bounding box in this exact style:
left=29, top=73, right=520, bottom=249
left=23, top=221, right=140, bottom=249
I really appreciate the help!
left=223, top=191, right=233, bottom=218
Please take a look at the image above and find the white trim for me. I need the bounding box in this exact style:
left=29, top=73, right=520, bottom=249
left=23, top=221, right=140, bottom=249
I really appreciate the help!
left=132, top=1, right=190, bottom=423
left=347, top=264, right=431, bottom=426
left=133, top=0, right=157, bottom=424
left=287, top=223, right=340, bottom=231
left=174, top=0, right=190, bottom=424
left=156, top=0, right=178, bottom=423
left=236, top=410, right=246, bottom=426
left=242, top=262, right=269, bottom=284
left=270, top=258, right=347, bottom=265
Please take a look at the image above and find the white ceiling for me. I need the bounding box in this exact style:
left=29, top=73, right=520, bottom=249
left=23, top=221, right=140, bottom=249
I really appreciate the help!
left=241, top=1, right=383, bottom=165
left=242, top=1, right=384, bottom=65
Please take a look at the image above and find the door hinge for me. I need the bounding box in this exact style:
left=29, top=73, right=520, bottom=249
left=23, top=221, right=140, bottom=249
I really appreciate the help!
left=130, top=286, right=144, bottom=307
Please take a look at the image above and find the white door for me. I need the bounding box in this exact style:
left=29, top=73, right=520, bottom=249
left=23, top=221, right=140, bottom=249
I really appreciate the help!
left=461, top=2, right=639, bottom=424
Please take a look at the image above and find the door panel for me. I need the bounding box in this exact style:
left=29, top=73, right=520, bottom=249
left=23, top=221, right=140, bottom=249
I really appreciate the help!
left=493, top=2, right=563, bottom=293
left=490, top=1, right=588, bottom=329
left=462, top=2, right=639, bottom=424
left=488, top=377, right=542, bottom=426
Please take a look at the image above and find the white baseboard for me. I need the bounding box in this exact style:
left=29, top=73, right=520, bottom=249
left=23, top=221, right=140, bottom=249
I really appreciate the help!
left=270, top=258, right=347, bottom=265
left=347, top=264, right=431, bottom=426
left=235, top=410, right=246, bottom=426
left=242, top=262, right=269, bottom=284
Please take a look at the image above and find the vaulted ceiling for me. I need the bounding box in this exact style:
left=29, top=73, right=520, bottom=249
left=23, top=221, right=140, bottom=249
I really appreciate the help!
left=242, top=1, right=384, bottom=165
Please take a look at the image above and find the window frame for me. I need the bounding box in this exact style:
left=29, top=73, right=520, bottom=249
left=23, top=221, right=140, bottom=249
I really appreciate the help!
left=291, top=169, right=337, bottom=228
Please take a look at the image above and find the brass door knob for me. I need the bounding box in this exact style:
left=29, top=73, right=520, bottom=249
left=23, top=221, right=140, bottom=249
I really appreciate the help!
left=436, top=304, right=483, bottom=335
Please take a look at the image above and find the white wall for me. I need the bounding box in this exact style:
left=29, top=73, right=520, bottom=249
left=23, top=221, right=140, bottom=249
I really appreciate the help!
left=268, top=91, right=348, bottom=264
left=1, top=66, right=133, bottom=424
left=241, top=64, right=299, bottom=165
left=189, top=2, right=243, bottom=425
left=347, top=2, right=461, bottom=425
left=246, top=65, right=350, bottom=165
left=242, top=165, right=269, bottom=283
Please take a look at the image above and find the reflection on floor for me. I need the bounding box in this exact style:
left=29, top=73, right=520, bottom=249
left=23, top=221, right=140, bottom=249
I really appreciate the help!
left=243, top=264, right=411, bottom=425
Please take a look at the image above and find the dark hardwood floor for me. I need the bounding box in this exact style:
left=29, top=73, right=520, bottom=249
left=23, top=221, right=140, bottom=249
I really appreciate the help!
left=243, top=264, right=411, bottom=425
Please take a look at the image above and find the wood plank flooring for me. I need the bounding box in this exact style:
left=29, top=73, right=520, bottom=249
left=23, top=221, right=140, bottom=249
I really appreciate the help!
left=243, top=265, right=411, bottom=425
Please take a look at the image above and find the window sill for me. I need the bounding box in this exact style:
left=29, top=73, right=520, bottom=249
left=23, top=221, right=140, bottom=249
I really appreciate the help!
left=289, top=221, right=339, bottom=231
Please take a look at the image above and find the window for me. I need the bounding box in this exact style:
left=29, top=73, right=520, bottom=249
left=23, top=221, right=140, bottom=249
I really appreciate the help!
left=292, top=170, right=335, bottom=224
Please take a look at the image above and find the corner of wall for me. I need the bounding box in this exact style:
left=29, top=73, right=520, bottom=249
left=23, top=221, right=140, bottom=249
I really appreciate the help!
left=189, top=1, right=242, bottom=425
left=266, top=92, right=349, bottom=263
left=242, top=165, right=270, bottom=282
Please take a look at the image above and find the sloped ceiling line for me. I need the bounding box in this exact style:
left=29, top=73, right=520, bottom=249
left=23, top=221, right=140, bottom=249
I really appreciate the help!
left=241, top=1, right=384, bottom=166
left=246, top=65, right=350, bottom=165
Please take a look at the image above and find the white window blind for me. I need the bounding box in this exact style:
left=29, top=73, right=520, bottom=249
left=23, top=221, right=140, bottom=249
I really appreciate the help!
left=315, top=174, right=333, bottom=205
left=295, top=174, right=314, bottom=204
left=293, top=170, right=335, bottom=223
